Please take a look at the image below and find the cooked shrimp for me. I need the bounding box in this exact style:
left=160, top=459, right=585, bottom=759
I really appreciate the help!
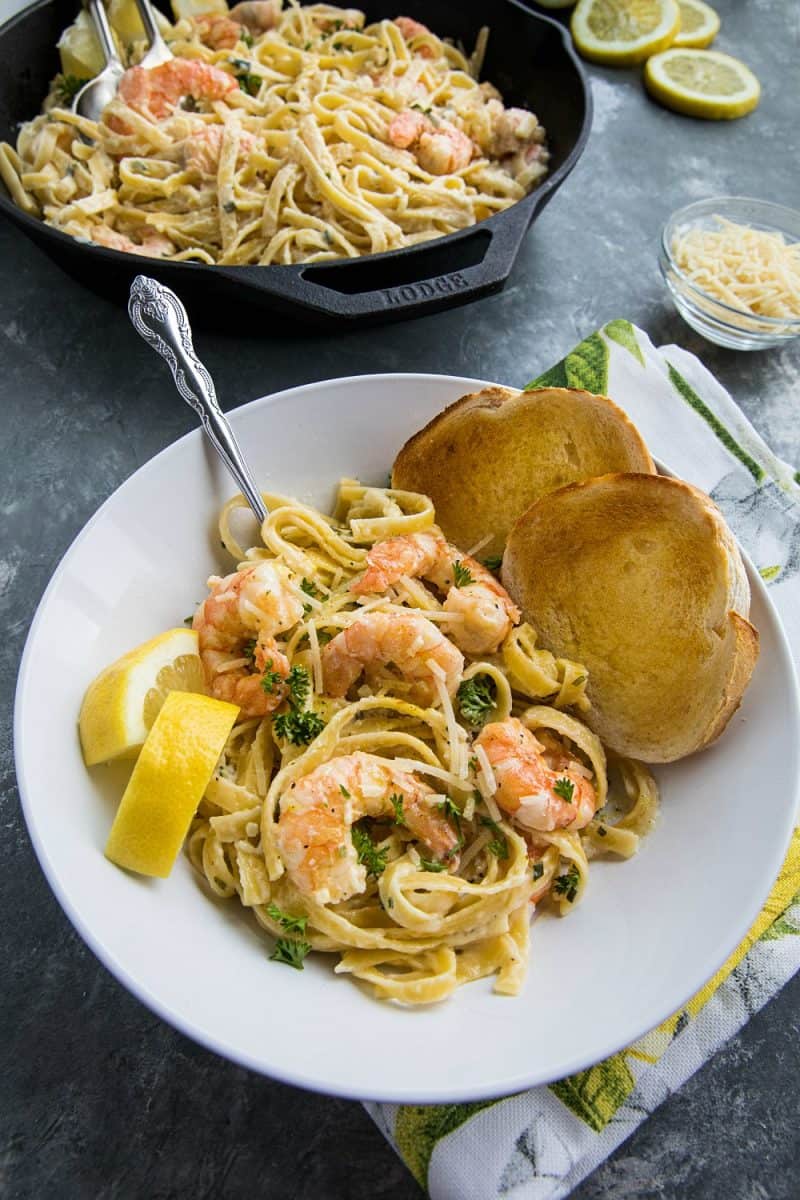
left=118, top=60, right=237, bottom=121
left=489, top=106, right=542, bottom=156
left=394, top=15, right=435, bottom=56
left=90, top=224, right=173, bottom=257
left=352, top=532, right=519, bottom=654
left=476, top=718, right=597, bottom=833
left=387, top=109, right=474, bottom=174
left=193, top=13, right=242, bottom=50
left=321, top=611, right=464, bottom=703
left=276, top=752, right=461, bottom=903
left=193, top=560, right=303, bottom=717
left=228, top=0, right=281, bottom=33
left=182, top=125, right=257, bottom=176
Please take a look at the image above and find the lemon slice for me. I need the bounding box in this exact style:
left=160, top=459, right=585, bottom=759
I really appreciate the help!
left=571, top=0, right=680, bottom=65
left=79, top=628, right=205, bottom=766
left=674, top=0, right=720, bottom=47
left=170, top=0, right=229, bottom=20
left=57, top=9, right=107, bottom=79
left=645, top=48, right=760, bottom=118
left=105, top=691, right=239, bottom=877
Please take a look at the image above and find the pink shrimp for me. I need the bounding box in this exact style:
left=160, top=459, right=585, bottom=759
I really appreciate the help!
left=193, top=560, right=303, bottom=717
left=352, top=532, right=519, bottom=655
left=228, top=0, right=282, bottom=33
left=387, top=109, right=473, bottom=174
left=489, top=106, right=542, bottom=156
left=476, top=718, right=597, bottom=833
left=90, top=224, right=173, bottom=257
left=394, top=15, right=435, bottom=56
left=118, top=59, right=237, bottom=121
left=182, top=124, right=257, bottom=175
left=321, top=611, right=464, bottom=704
left=193, top=13, right=242, bottom=50
left=276, top=752, right=461, bottom=903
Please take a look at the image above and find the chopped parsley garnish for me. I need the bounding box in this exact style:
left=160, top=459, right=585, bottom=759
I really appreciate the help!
left=596, top=825, right=608, bottom=838
left=482, top=554, right=503, bottom=572
left=304, top=39, right=313, bottom=49
left=270, top=937, right=311, bottom=969
left=222, top=200, right=236, bottom=213
left=468, top=755, right=479, bottom=773
left=437, top=796, right=463, bottom=843
left=183, top=615, right=194, bottom=627
left=553, top=864, right=580, bottom=903
left=457, top=676, right=496, bottom=727
left=553, top=777, right=575, bottom=803
left=340, top=784, right=351, bottom=799
left=452, top=560, right=473, bottom=588
left=488, top=833, right=508, bottom=859
left=180, top=95, right=199, bottom=111
left=243, top=638, right=256, bottom=664
left=266, top=902, right=308, bottom=935
left=273, top=710, right=325, bottom=745
left=419, top=856, right=447, bottom=873
left=240, top=27, right=254, bottom=47
left=532, top=862, right=544, bottom=880
left=411, top=102, right=433, bottom=115
left=352, top=825, right=388, bottom=877
left=260, top=659, right=283, bottom=695
left=300, top=577, right=322, bottom=615
left=54, top=73, right=87, bottom=105
left=237, top=72, right=262, bottom=96
left=323, top=229, right=334, bottom=246
left=390, top=793, right=406, bottom=826
left=286, top=664, right=310, bottom=709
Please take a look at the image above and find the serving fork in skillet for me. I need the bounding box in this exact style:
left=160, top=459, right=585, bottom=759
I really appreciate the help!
left=73, top=0, right=172, bottom=122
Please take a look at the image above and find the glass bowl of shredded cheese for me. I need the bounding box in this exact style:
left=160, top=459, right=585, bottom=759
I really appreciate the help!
left=660, top=197, right=800, bottom=350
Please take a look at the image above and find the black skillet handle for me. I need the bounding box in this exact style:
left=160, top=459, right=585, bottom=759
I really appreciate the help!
left=216, top=191, right=544, bottom=323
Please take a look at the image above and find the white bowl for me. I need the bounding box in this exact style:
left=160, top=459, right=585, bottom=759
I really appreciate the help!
left=14, top=373, right=799, bottom=1103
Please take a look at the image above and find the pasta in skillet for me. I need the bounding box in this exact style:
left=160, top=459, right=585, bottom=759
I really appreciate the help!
left=185, top=480, right=658, bottom=1004
left=0, top=2, right=550, bottom=265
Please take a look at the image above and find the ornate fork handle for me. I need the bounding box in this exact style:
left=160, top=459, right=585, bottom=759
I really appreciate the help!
left=128, top=276, right=268, bottom=524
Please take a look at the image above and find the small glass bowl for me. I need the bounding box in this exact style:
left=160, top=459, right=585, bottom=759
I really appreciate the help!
left=659, top=197, right=800, bottom=351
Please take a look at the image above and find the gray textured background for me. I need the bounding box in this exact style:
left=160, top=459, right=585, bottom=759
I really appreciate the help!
left=2, top=1, right=799, bottom=1197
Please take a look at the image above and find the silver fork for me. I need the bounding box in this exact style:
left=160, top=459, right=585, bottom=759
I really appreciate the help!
left=73, top=0, right=173, bottom=123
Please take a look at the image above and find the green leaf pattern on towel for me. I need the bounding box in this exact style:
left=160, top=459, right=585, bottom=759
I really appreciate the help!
left=549, top=1056, right=636, bottom=1133
left=525, top=358, right=569, bottom=389
left=604, top=318, right=645, bottom=367
left=667, top=363, right=764, bottom=483
left=394, top=1101, right=499, bottom=1186
left=526, top=331, right=608, bottom=394
left=760, top=893, right=800, bottom=941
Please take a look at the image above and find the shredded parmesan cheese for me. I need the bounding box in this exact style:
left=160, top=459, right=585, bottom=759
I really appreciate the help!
left=672, top=216, right=800, bottom=319
left=307, top=620, right=324, bottom=695
left=465, top=532, right=493, bottom=558
left=475, top=744, right=498, bottom=798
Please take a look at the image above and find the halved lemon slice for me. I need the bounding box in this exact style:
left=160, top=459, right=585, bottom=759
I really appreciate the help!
left=674, top=0, right=720, bottom=48
left=170, top=0, right=229, bottom=20
left=645, top=48, right=760, bottom=119
left=571, top=0, right=680, bottom=66
left=105, top=691, right=239, bottom=877
left=79, top=628, right=205, bottom=766
left=57, top=9, right=106, bottom=79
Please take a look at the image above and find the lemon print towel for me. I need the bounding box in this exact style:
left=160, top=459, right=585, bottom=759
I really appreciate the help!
left=366, top=321, right=800, bottom=1199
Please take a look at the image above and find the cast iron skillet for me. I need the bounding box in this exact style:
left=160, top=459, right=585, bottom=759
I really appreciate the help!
left=0, top=0, right=591, bottom=326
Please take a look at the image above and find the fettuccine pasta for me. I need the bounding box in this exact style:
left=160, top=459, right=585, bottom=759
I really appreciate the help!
left=184, top=480, right=658, bottom=1004
left=0, top=2, right=550, bottom=264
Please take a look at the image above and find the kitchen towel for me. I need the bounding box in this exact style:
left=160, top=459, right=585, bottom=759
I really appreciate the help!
left=365, top=319, right=800, bottom=1199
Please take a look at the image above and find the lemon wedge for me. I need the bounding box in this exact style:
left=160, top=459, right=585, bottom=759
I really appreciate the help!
left=57, top=9, right=107, bottom=79
left=105, top=691, right=239, bottom=877
left=170, top=0, right=229, bottom=20
left=571, top=0, right=680, bottom=65
left=645, top=48, right=760, bottom=119
left=674, top=0, right=720, bottom=47
left=79, top=628, right=205, bottom=766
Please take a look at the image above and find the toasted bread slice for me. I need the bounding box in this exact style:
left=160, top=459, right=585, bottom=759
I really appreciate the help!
left=502, top=473, right=759, bottom=762
left=392, top=386, right=655, bottom=556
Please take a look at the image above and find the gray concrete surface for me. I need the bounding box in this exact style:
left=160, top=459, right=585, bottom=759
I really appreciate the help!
left=1, top=1, right=798, bottom=1196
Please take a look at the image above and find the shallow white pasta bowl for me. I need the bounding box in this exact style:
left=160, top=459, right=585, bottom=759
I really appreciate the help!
left=14, top=373, right=799, bottom=1103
